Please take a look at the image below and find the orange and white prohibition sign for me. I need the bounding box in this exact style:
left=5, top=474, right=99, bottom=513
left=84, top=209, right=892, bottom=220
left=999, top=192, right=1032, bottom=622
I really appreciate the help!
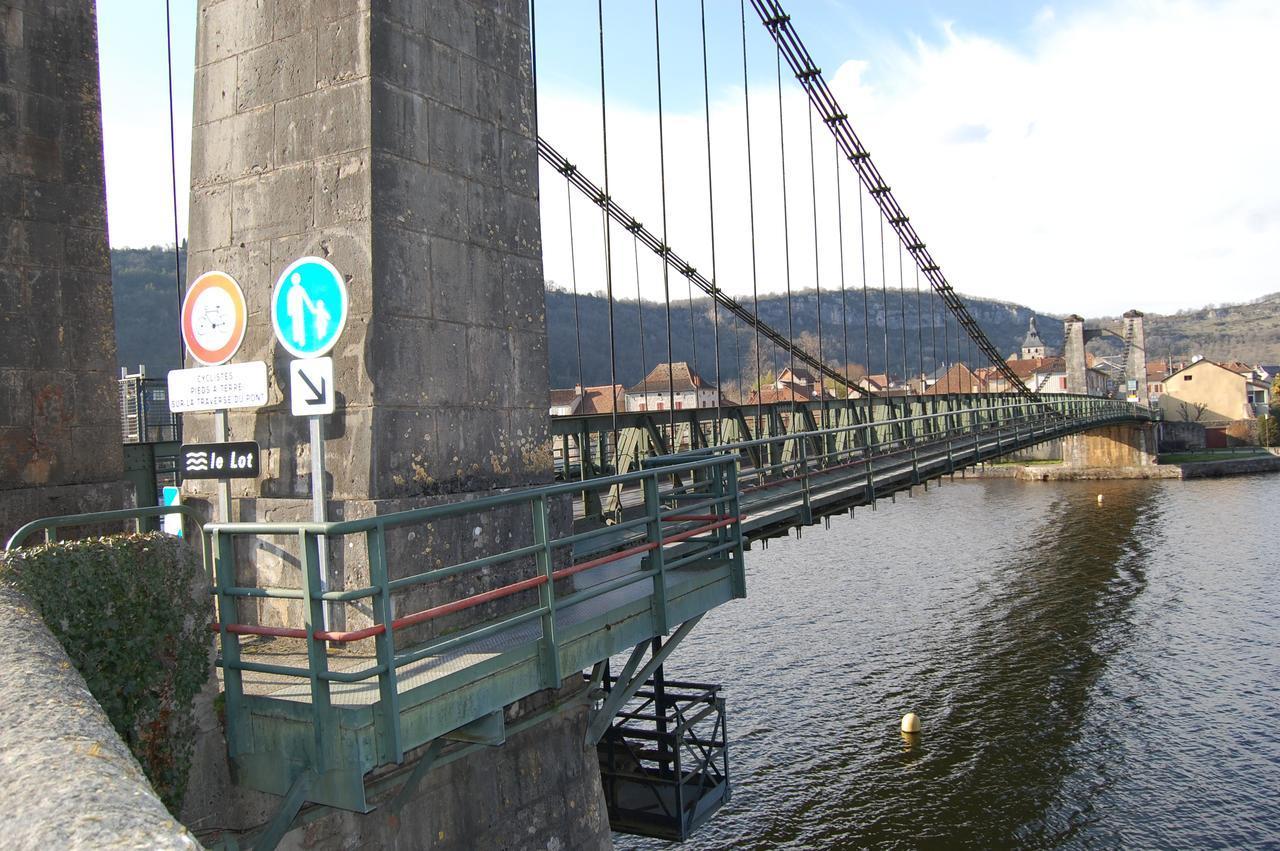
left=181, top=271, right=248, bottom=365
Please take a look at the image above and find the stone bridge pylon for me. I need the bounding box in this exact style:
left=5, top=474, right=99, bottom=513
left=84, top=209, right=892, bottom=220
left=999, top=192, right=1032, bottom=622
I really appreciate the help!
left=1063, top=310, right=1148, bottom=405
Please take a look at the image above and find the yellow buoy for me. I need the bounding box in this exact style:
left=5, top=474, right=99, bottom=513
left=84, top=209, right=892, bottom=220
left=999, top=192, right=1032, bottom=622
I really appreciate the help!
left=1097, top=494, right=1104, bottom=504
left=900, top=712, right=921, bottom=733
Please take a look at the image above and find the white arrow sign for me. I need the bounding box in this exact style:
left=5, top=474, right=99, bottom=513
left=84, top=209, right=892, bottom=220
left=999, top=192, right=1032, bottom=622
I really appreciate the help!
left=289, top=357, right=335, bottom=417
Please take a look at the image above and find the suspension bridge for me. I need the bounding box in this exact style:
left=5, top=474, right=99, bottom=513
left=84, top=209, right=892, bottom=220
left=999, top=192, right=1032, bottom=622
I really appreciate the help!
left=0, top=1, right=1156, bottom=848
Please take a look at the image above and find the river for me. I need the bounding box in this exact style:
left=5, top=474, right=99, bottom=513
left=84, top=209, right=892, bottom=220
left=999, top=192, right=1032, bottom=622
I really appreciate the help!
left=621, top=474, right=1280, bottom=849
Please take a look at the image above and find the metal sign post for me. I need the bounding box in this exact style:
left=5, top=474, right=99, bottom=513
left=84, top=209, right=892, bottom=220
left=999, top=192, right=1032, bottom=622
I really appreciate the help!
left=309, top=414, right=330, bottom=631
left=214, top=409, right=232, bottom=523
left=272, top=257, right=348, bottom=636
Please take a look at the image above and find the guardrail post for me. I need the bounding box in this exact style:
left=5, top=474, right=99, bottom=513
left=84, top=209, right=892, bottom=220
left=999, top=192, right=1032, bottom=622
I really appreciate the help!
left=642, top=475, right=669, bottom=635
left=212, top=529, right=249, bottom=759
left=799, top=441, right=813, bottom=526
left=368, top=525, right=403, bottom=765
left=532, top=495, right=562, bottom=689
left=724, top=462, right=746, bottom=599
left=300, top=530, right=336, bottom=772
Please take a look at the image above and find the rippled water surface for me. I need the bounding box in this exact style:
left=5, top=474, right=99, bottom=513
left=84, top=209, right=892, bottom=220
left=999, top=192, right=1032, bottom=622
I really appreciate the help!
left=622, top=475, right=1280, bottom=849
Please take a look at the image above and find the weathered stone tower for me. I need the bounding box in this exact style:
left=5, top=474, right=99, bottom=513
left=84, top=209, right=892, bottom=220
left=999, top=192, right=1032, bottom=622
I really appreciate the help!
left=1062, top=314, right=1088, bottom=395
left=1063, top=310, right=1148, bottom=403
left=184, top=1, right=611, bottom=846
left=1061, top=312, right=1155, bottom=468
left=1121, top=309, right=1148, bottom=405
left=0, top=1, right=130, bottom=539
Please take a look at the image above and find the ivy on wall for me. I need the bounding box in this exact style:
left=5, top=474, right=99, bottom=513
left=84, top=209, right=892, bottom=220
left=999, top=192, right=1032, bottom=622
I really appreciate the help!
left=0, top=534, right=211, bottom=813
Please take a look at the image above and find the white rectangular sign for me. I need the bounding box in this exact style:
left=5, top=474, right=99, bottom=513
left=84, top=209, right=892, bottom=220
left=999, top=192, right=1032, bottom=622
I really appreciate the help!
left=289, top=357, right=335, bottom=417
left=167, top=362, right=269, bottom=412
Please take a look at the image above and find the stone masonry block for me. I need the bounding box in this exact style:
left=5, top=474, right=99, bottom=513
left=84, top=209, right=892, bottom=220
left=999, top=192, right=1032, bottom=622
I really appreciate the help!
left=317, top=12, right=369, bottom=87
left=275, top=81, right=371, bottom=167
left=370, top=222, right=430, bottom=319
left=22, top=179, right=107, bottom=230
left=315, top=151, right=371, bottom=227
left=197, top=0, right=274, bottom=67
left=314, top=0, right=370, bottom=23
left=235, top=29, right=317, bottom=113
left=468, top=182, right=539, bottom=257
left=189, top=185, right=233, bottom=250
left=499, top=126, right=536, bottom=197
left=427, top=235, right=498, bottom=327
left=62, top=222, right=108, bottom=271
left=192, top=105, right=274, bottom=185
left=425, top=100, right=480, bottom=179
left=502, top=253, right=545, bottom=331
left=369, top=79, right=429, bottom=166
left=473, top=9, right=530, bottom=81
left=465, top=325, right=514, bottom=407
left=231, top=162, right=314, bottom=242
left=193, top=56, right=237, bottom=124
left=371, top=152, right=467, bottom=240
left=370, top=316, right=467, bottom=407
left=384, top=0, right=477, bottom=58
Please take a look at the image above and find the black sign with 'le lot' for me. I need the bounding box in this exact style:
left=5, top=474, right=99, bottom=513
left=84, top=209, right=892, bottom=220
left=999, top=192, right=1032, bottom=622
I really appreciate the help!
left=180, top=441, right=261, bottom=480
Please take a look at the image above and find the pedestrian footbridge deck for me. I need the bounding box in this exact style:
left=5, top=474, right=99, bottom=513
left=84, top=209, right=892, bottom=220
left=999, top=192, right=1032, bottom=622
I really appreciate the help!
left=5, top=394, right=1151, bottom=832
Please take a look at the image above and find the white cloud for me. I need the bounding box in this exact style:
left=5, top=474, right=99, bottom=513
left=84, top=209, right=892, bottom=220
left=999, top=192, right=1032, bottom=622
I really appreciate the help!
left=536, top=0, right=1280, bottom=317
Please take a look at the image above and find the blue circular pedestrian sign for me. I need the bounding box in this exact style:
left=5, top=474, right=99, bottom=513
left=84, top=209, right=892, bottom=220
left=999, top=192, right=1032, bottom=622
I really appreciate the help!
left=271, top=257, right=349, bottom=359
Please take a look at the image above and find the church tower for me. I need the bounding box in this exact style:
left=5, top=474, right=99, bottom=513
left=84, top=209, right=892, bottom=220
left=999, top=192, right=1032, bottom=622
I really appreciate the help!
left=1021, top=316, right=1048, bottom=359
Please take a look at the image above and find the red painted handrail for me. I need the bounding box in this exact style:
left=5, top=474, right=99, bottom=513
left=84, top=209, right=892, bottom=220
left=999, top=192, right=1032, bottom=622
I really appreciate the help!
left=214, top=516, right=740, bottom=645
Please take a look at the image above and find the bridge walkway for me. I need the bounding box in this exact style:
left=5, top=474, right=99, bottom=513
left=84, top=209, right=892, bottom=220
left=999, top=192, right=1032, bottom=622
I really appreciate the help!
left=5, top=394, right=1152, bottom=839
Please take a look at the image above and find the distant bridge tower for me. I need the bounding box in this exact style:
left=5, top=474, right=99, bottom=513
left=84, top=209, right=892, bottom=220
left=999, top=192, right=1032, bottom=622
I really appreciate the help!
left=1062, top=311, right=1148, bottom=404
left=1121, top=310, right=1149, bottom=406
left=1061, top=311, right=1155, bottom=468
left=1063, top=315, right=1090, bottom=395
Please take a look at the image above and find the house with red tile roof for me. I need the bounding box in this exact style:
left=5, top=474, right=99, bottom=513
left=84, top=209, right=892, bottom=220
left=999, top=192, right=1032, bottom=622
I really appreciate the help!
left=624, top=362, right=720, bottom=411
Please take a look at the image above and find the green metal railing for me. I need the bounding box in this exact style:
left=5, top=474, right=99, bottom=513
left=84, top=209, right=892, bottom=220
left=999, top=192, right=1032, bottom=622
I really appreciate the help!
left=603, top=394, right=1153, bottom=531
left=5, top=503, right=209, bottom=555
left=206, top=453, right=744, bottom=774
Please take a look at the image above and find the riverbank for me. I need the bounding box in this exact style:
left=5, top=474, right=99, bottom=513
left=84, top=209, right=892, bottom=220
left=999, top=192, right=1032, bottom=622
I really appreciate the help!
left=973, top=453, right=1280, bottom=481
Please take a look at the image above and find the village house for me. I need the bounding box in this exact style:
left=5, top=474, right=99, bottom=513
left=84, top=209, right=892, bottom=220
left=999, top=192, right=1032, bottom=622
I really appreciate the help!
left=748, top=367, right=839, bottom=404
left=1159, top=358, right=1271, bottom=424
left=924, top=362, right=985, bottom=394
left=547, top=384, right=625, bottom=416
left=625, top=362, right=720, bottom=411
left=856, top=373, right=893, bottom=393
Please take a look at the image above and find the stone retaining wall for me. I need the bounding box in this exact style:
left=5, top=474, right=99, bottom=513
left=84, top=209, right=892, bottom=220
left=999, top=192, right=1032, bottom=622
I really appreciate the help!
left=0, top=585, right=197, bottom=850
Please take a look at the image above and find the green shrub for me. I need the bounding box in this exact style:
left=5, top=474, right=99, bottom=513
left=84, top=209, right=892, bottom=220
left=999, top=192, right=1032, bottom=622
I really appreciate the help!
left=0, top=533, right=211, bottom=813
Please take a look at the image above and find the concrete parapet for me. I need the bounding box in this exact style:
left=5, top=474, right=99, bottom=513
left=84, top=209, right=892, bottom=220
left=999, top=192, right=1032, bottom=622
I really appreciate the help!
left=0, top=585, right=198, bottom=850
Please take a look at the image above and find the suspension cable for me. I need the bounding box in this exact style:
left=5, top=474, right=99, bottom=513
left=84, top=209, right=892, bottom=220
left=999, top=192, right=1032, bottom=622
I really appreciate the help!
left=835, top=142, right=851, bottom=417
left=164, top=0, right=183, bottom=367
left=538, top=140, right=869, bottom=400
left=879, top=212, right=889, bottom=396
left=652, top=0, right=676, bottom=434
left=700, top=0, right=722, bottom=443
left=775, top=43, right=797, bottom=427
left=806, top=99, right=826, bottom=421
left=740, top=0, right=767, bottom=436
left=565, top=178, right=584, bottom=392
left=915, top=263, right=925, bottom=400
left=750, top=0, right=1038, bottom=401
left=898, top=239, right=908, bottom=401
left=633, top=233, right=649, bottom=413
left=596, top=0, right=619, bottom=459
left=858, top=178, right=874, bottom=421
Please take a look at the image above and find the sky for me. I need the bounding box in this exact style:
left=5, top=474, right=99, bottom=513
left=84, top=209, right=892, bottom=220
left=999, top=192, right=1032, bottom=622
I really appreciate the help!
left=97, top=1, right=1280, bottom=317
